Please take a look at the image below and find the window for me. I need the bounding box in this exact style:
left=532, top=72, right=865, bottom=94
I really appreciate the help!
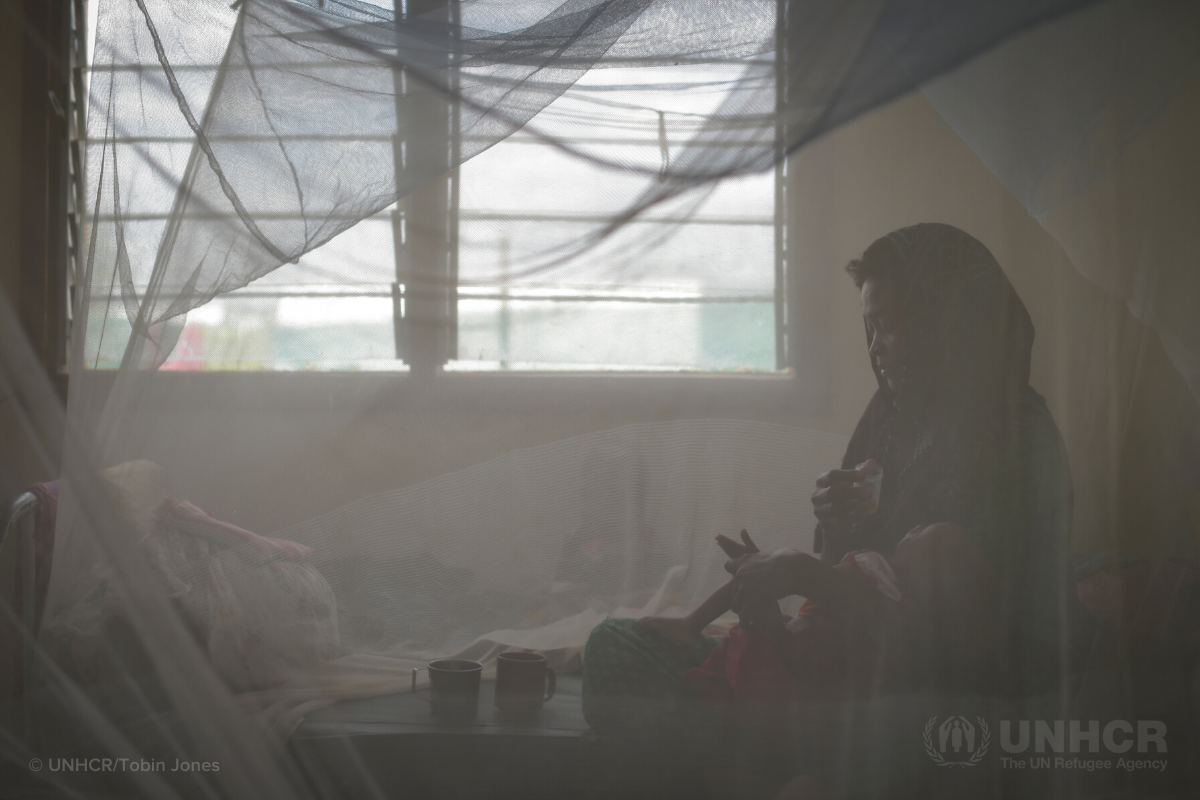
left=86, top=3, right=787, bottom=374
left=450, top=64, right=779, bottom=373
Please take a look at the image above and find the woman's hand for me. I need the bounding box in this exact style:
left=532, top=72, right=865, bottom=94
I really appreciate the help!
left=811, top=468, right=871, bottom=534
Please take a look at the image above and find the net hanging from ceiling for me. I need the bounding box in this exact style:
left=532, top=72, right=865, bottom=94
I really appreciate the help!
left=2, top=0, right=1199, bottom=798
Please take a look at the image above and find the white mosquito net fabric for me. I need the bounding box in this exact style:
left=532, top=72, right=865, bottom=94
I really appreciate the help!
left=2, top=0, right=1199, bottom=797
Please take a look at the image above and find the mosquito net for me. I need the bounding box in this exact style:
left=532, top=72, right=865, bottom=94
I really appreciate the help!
left=2, top=0, right=1199, bottom=797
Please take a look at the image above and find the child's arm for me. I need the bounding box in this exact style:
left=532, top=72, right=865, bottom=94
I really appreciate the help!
left=637, top=580, right=735, bottom=645
left=638, top=529, right=759, bottom=645
left=687, top=579, right=737, bottom=630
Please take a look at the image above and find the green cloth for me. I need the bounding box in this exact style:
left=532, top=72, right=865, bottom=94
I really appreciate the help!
left=581, top=617, right=720, bottom=736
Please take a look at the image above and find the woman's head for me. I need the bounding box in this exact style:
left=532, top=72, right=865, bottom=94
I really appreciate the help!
left=848, top=252, right=907, bottom=394
left=846, top=224, right=1034, bottom=409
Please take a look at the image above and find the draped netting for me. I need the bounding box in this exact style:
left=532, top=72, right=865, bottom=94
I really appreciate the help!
left=2, top=0, right=1199, bottom=798
left=83, top=0, right=1102, bottom=369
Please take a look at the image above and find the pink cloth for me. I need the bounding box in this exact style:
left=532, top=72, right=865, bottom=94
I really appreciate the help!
left=683, top=619, right=795, bottom=711
left=684, top=550, right=904, bottom=714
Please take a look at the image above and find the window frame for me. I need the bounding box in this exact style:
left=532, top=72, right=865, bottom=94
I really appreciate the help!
left=79, top=0, right=798, bottom=379
left=391, top=0, right=791, bottom=376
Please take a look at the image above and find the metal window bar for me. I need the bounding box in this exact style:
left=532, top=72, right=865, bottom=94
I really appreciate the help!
left=64, top=0, right=88, bottom=373
left=127, top=287, right=775, bottom=304
left=94, top=211, right=774, bottom=225
left=90, top=57, right=769, bottom=73
left=773, top=0, right=789, bottom=372
left=447, top=0, right=461, bottom=362
left=391, top=0, right=459, bottom=375
left=92, top=135, right=770, bottom=146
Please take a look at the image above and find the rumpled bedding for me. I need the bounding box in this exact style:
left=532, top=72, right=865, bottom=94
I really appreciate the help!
left=43, top=462, right=339, bottom=694
left=148, top=499, right=339, bottom=691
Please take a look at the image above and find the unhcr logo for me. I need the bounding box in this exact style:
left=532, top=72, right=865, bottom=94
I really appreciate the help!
left=997, top=720, right=1167, bottom=772
left=921, top=717, right=1169, bottom=772
left=998, top=720, right=1166, bottom=755
left=924, top=716, right=991, bottom=767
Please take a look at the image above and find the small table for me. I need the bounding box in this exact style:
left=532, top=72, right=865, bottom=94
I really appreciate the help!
left=290, top=675, right=587, bottom=798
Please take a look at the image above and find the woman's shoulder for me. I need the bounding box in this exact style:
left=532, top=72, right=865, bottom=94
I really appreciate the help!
left=1011, top=387, right=1068, bottom=453
left=992, top=386, right=1072, bottom=499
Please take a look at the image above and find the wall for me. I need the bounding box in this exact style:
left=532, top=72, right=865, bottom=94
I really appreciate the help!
left=2, top=0, right=74, bottom=730
left=1, top=0, right=70, bottom=500
left=0, top=0, right=39, bottom=500
left=0, top=0, right=23, bottom=307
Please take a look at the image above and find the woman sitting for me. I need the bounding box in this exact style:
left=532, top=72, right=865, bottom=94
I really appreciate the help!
left=580, top=224, right=1075, bottom=779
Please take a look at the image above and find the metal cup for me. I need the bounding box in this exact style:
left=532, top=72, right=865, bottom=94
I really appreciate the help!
left=494, top=652, right=556, bottom=715
left=412, top=659, right=483, bottom=719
